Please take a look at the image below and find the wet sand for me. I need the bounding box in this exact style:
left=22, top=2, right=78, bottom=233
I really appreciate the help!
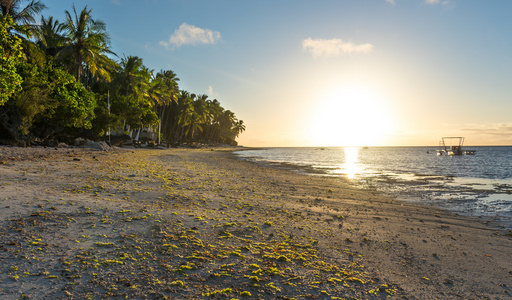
left=0, top=147, right=511, bottom=299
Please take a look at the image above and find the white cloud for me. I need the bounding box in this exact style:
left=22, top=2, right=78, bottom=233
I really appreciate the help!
left=425, top=0, right=450, bottom=5
left=159, top=23, right=221, bottom=49
left=111, top=0, right=120, bottom=5
left=387, top=0, right=451, bottom=6
left=207, top=85, right=220, bottom=99
left=302, top=38, right=374, bottom=58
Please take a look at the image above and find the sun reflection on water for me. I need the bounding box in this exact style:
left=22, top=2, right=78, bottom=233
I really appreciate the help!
left=340, top=147, right=361, bottom=179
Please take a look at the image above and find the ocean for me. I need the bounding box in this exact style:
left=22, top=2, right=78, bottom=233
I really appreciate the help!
left=234, top=146, right=512, bottom=228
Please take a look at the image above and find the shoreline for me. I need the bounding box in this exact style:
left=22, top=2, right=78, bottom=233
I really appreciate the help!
left=0, top=147, right=511, bottom=299
left=235, top=147, right=512, bottom=230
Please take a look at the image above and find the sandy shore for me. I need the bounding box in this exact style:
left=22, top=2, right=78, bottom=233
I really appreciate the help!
left=0, top=146, right=511, bottom=299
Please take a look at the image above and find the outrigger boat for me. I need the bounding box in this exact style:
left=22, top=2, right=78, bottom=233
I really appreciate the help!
left=436, top=137, right=476, bottom=156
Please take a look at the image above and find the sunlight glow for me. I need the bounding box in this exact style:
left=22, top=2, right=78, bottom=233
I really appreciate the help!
left=308, top=84, right=394, bottom=146
left=341, top=147, right=360, bottom=179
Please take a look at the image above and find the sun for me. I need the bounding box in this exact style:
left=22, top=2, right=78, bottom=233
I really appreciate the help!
left=307, top=84, right=393, bottom=146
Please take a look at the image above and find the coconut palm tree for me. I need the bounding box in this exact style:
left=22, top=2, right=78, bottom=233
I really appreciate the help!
left=150, top=70, right=179, bottom=105
left=205, top=99, right=224, bottom=143
left=149, top=69, right=180, bottom=144
left=35, top=15, right=65, bottom=57
left=1, top=0, right=47, bottom=64
left=109, top=55, right=160, bottom=135
left=184, top=94, right=210, bottom=142
left=112, top=55, right=151, bottom=98
left=233, top=119, right=246, bottom=138
left=57, top=4, right=115, bottom=84
left=164, top=90, right=194, bottom=146
left=216, top=109, right=244, bottom=145
left=1, top=0, right=46, bottom=34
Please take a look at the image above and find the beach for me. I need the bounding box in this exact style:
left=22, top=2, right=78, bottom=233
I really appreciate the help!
left=0, top=146, right=511, bottom=299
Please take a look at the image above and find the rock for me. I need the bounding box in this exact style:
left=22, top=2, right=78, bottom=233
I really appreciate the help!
left=75, top=137, right=86, bottom=146
left=79, top=140, right=111, bottom=151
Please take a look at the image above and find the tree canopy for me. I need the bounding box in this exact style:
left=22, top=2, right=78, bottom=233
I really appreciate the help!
left=0, top=1, right=245, bottom=146
left=0, top=15, right=24, bottom=106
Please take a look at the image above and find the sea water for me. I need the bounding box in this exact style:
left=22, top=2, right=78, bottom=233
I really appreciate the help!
left=234, top=147, right=512, bottom=228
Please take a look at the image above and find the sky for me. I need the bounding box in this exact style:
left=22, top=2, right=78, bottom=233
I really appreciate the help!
left=40, top=0, right=512, bottom=147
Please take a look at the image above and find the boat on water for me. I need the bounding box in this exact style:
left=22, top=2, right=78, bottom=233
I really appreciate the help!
left=436, top=137, right=476, bottom=156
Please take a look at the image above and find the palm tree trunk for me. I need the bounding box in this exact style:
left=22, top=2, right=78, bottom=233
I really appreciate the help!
left=1, top=1, right=13, bottom=16
left=76, top=48, right=82, bottom=82
left=158, top=106, right=165, bottom=145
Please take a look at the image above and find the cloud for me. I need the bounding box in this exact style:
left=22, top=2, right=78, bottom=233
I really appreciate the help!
left=111, top=0, right=120, bottom=5
left=207, top=85, right=222, bottom=99
left=463, top=123, right=512, bottom=136
left=457, top=123, right=512, bottom=145
left=424, top=0, right=450, bottom=5
left=159, top=23, right=221, bottom=49
left=387, top=0, right=451, bottom=6
left=385, top=0, right=452, bottom=6
left=302, top=38, right=374, bottom=58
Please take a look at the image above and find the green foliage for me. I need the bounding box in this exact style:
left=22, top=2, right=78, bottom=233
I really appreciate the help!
left=0, top=4, right=245, bottom=145
left=91, top=99, right=114, bottom=137
left=45, top=66, right=96, bottom=129
left=7, top=60, right=51, bottom=136
left=110, top=93, right=158, bottom=129
left=0, top=59, right=96, bottom=141
left=162, top=92, right=245, bottom=146
left=57, top=4, right=115, bottom=83
left=0, top=16, right=24, bottom=106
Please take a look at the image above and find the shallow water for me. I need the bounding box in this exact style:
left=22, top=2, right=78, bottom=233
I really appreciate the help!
left=235, top=146, right=512, bottom=228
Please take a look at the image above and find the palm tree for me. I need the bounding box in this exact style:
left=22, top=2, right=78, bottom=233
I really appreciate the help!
left=1, top=0, right=46, bottom=34
left=1, top=0, right=47, bottom=64
left=150, top=70, right=179, bottom=105
left=112, top=55, right=151, bottom=98
left=233, top=120, right=246, bottom=138
left=165, top=90, right=193, bottom=146
left=110, top=55, right=159, bottom=135
left=150, top=69, right=180, bottom=144
left=185, top=94, right=210, bottom=142
left=57, top=4, right=115, bottom=84
left=218, top=109, right=243, bottom=145
left=35, top=16, right=64, bottom=57
left=205, top=99, right=223, bottom=143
